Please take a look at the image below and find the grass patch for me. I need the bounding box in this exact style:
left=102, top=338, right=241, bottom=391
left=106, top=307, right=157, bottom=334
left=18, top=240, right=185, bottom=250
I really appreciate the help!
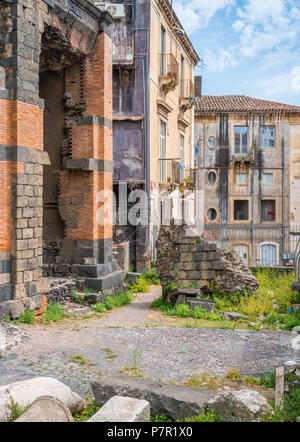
left=7, top=398, right=30, bottom=422
left=153, top=269, right=300, bottom=329
left=143, top=267, right=160, bottom=286
left=263, top=389, right=300, bottom=422
left=14, top=309, right=35, bottom=325
left=43, top=302, right=66, bottom=323
left=73, top=397, right=100, bottom=422
left=128, top=274, right=149, bottom=294
left=70, top=354, right=86, bottom=365
left=70, top=290, right=86, bottom=305
left=92, top=291, right=132, bottom=313
left=100, top=347, right=117, bottom=361
left=150, top=411, right=221, bottom=422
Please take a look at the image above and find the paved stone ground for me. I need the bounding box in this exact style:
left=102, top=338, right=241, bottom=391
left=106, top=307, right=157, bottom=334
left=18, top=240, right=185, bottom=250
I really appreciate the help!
left=0, top=287, right=298, bottom=398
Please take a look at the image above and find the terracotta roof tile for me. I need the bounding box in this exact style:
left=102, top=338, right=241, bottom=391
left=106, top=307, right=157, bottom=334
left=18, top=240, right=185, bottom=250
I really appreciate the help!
left=194, top=95, right=300, bottom=113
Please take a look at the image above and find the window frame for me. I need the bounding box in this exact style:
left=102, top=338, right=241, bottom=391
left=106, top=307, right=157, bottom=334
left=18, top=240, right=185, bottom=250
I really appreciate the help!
left=262, top=172, right=274, bottom=185
left=159, top=120, right=166, bottom=181
left=233, top=199, right=249, bottom=221
left=235, top=172, right=248, bottom=186
left=260, top=125, right=276, bottom=149
left=261, top=199, right=276, bottom=223
left=234, top=126, right=249, bottom=155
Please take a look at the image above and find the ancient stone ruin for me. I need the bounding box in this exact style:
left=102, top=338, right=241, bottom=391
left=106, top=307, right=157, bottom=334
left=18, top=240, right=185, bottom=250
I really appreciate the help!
left=155, top=221, right=259, bottom=304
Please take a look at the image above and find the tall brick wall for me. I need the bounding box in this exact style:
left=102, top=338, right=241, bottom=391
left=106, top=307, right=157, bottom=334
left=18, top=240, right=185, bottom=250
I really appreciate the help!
left=0, top=1, right=121, bottom=318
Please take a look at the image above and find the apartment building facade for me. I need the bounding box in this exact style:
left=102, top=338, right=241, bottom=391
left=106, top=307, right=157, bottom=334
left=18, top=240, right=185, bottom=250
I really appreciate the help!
left=97, top=0, right=200, bottom=269
left=194, top=95, right=300, bottom=267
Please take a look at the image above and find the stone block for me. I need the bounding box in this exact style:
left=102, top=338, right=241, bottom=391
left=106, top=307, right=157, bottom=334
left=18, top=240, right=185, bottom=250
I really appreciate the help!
left=87, top=396, right=150, bottom=422
left=10, top=300, right=25, bottom=319
left=206, top=390, right=273, bottom=422
left=126, top=272, right=141, bottom=285
left=180, top=253, right=193, bottom=262
left=36, top=278, right=51, bottom=294
left=0, top=377, right=84, bottom=421
left=186, top=298, right=215, bottom=313
left=85, top=270, right=125, bottom=291
left=15, top=396, right=74, bottom=422
left=91, top=375, right=216, bottom=421
left=185, top=271, right=201, bottom=280
left=183, top=262, right=196, bottom=271
left=196, top=261, right=211, bottom=270
left=201, top=270, right=216, bottom=280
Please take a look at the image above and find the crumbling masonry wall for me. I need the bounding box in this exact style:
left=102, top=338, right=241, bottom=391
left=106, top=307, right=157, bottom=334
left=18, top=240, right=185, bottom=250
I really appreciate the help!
left=0, top=0, right=121, bottom=319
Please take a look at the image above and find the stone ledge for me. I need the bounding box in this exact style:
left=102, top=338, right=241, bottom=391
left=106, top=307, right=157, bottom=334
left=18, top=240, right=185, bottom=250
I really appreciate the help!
left=85, top=270, right=125, bottom=291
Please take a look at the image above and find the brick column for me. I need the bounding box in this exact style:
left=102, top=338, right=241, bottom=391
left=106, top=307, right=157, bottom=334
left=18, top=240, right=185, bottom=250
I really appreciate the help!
left=58, top=12, right=124, bottom=290
left=0, top=0, right=50, bottom=319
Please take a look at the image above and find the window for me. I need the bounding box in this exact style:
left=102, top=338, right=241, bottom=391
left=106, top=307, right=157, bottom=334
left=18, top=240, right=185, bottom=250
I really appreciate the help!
left=262, top=172, right=274, bottom=184
left=159, top=121, right=166, bottom=181
left=261, top=244, right=277, bottom=266
left=234, top=200, right=249, bottom=221
left=180, top=56, right=185, bottom=96
left=236, top=173, right=247, bottom=185
left=160, top=27, right=165, bottom=76
left=234, top=126, right=248, bottom=154
left=261, top=200, right=276, bottom=222
left=207, top=208, right=217, bottom=221
left=179, top=134, right=184, bottom=182
left=207, top=171, right=217, bottom=185
left=261, top=126, right=275, bottom=148
left=208, top=136, right=216, bottom=148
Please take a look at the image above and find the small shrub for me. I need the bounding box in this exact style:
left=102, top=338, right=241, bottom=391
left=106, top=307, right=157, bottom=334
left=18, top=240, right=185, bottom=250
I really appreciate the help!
left=7, top=398, right=29, bottom=422
left=174, top=303, right=191, bottom=318
left=143, top=267, right=160, bottom=286
left=150, top=414, right=173, bottom=422
left=103, top=296, right=116, bottom=310
left=260, top=370, right=276, bottom=389
left=70, top=354, right=86, bottom=365
left=73, top=397, right=100, bottom=422
left=226, top=368, right=242, bottom=382
left=17, top=309, right=35, bottom=325
left=93, top=303, right=107, bottom=313
left=128, top=275, right=148, bottom=294
left=263, top=389, right=300, bottom=422
left=43, top=302, right=65, bottom=323
left=245, top=376, right=261, bottom=386
left=70, top=290, right=86, bottom=305
left=183, top=411, right=221, bottom=422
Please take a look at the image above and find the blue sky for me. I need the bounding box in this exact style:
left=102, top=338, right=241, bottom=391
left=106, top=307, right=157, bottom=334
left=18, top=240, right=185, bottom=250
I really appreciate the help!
left=173, top=0, right=300, bottom=105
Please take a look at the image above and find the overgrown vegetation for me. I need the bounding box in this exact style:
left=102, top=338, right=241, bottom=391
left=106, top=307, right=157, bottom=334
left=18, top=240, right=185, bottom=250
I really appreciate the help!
left=143, top=266, right=160, bottom=286
left=14, top=309, right=36, bottom=325
left=152, top=269, right=300, bottom=330
left=150, top=411, right=221, bottom=422
left=263, top=389, right=300, bottom=422
left=43, top=302, right=66, bottom=323
left=7, top=398, right=29, bottom=422
left=73, top=397, right=100, bottom=422
left=92, top=291, right=132, bottom=313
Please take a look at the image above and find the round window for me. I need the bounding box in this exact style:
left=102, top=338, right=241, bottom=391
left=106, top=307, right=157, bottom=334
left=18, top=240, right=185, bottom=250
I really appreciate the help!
left=208, top=136, right=216, bottom=148
left=207, top=171, right=217, bottom=185
left=207, top=208, right=217, bottom=222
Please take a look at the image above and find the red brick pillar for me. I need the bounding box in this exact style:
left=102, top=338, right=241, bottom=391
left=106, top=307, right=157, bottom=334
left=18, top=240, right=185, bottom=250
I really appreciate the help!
left=58, top=12, right=123, bottom=290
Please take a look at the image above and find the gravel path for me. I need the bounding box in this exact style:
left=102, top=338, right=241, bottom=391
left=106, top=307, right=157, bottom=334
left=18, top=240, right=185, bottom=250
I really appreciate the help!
left=0, top=288, right=298, bottom=398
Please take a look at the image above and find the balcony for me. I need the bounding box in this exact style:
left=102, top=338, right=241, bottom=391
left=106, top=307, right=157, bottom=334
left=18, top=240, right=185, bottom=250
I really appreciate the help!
left=230, top=147, right=256, bottom=167
left=158, top=159, right=197, bottom=189
left=179, top=80, right=195, bottom=111
left=159, top=54, right=179, bottom=93
left=112, top=31, right=134, bottom=64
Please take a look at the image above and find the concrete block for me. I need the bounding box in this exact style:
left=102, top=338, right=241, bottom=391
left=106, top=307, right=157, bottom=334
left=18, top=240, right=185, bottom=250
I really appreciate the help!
left=87, top=396, right=150, bottom=422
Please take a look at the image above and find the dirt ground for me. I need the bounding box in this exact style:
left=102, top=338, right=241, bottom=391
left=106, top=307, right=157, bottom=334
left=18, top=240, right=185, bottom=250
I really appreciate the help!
left=0, top=287, right=297, bottom=398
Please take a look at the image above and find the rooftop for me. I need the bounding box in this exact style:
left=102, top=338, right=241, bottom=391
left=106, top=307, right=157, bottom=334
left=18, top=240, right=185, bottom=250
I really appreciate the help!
left=194, top=95, right=300, bottom=114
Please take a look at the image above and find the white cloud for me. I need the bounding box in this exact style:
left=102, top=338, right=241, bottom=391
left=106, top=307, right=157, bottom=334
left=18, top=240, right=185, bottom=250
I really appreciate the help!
left=204, top=48, right=238, bottom=72
left=256, top=66, right=300, bottom=98
left=173, top=0, right=235, bottom=34
left=233, top=0, right=298, bottom=59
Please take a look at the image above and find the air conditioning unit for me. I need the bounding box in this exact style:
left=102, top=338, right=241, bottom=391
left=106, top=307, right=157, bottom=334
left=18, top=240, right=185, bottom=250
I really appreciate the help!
left=95, top=3, right=126, bottom=19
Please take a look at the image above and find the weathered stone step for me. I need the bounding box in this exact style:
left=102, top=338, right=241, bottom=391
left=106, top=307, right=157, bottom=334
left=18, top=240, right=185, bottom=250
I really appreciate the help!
left=85, top=270, right=124, bottom=291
